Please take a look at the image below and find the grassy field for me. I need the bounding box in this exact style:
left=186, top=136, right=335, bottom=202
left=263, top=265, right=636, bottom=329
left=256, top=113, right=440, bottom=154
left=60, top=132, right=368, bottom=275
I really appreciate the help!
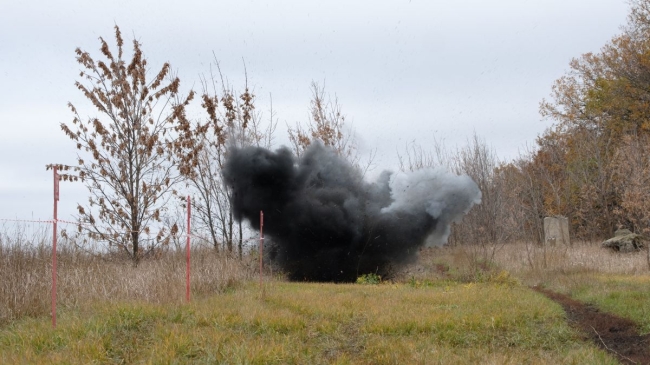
left=490, top=242, right=650, bottom=336
left=2, top=228, right=649, bottom=364
left=0, top=281, right=618, bottom=364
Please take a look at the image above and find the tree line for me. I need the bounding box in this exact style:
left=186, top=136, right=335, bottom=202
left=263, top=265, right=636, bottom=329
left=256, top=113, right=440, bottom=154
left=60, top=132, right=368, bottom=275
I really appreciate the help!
left=518, top=0, right=650, bottom=241
left=54, top=0, right=650, bottom=265
left=411, top=0, right=650, bottom=249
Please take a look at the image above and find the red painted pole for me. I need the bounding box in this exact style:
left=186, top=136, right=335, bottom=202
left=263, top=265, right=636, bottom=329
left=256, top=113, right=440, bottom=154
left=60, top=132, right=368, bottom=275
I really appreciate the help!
left=186, top=196, right=191, bottom=303
left=52, top=166, right=59, bottom=328
left=260, top=210, right=264, bottom=295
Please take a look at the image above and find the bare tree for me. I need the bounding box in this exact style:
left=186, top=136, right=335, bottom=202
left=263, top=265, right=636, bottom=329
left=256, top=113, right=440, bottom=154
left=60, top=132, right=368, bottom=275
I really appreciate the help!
left=59, top=25, right=203, bottom=265
left=453, top=136, right=505, bottom=236
left=397, top=137, right=451, bottom=172
left=288, top=81, right=357, bottom=160
left=496, top=157, right=545, bottom=245
left=398, top=134, right=513, bottom=269
left=185, top=60, right=276, bottom=258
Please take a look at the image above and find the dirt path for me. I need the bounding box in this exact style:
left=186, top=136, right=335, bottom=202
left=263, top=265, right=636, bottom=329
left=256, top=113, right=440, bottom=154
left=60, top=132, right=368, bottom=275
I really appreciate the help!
left=533, top=286, right=650, bottom=365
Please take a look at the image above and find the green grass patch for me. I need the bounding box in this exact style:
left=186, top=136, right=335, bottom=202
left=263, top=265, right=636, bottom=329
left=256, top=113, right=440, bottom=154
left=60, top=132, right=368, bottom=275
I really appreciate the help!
left=569, top=274, right=650, bottom=335
left=0, top=282, right=617, bottom=364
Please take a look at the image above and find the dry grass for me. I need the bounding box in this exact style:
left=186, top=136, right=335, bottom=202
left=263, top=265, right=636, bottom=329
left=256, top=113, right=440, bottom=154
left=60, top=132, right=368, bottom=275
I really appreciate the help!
left=492, top=241, right=648, bottom=278
left=0, top=226, right=255, bottom=327
left=402, top=241, right=648, bottom=283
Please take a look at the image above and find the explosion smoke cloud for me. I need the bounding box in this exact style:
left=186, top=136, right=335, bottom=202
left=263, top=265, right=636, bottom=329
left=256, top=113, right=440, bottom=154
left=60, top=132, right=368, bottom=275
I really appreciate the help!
left=223, top=142, right=481, bottom=282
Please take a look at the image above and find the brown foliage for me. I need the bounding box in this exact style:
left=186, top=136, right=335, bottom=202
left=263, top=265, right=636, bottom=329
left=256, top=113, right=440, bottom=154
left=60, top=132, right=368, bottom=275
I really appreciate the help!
left=612, top=135, right=650, bottom=235
left=531, top=0, right=650, bottom=239
left=184, top=59, right=276, bottom=256
left=288, top=81, right=357, bottom=163
left=60, top=25, right=205, bottom=265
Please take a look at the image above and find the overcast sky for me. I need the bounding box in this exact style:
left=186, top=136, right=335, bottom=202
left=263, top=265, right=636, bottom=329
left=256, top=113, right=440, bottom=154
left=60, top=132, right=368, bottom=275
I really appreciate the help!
left=0, top=0, right=630, bottom=222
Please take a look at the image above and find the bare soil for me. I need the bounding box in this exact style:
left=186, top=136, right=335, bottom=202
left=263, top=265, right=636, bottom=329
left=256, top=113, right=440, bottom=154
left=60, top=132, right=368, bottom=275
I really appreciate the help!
left=533, top=286, right=650, bottom=365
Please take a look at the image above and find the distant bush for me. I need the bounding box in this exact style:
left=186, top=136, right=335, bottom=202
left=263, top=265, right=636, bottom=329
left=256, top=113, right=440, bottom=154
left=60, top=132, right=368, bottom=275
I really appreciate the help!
left=356, top=273, right=381, bottom=285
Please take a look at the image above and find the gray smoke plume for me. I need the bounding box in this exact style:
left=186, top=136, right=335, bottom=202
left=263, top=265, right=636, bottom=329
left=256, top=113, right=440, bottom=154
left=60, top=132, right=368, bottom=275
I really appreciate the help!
left=223, top=142, right=481, bottom=282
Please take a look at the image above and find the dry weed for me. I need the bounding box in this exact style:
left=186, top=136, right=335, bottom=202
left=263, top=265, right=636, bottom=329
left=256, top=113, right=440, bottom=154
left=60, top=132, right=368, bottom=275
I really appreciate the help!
left=0, top=228, right=254, bottom=326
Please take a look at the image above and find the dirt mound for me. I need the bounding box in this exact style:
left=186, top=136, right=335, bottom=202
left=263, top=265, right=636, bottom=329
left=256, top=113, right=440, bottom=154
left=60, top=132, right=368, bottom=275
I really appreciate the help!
left=533, top=287, right=650, bottom=364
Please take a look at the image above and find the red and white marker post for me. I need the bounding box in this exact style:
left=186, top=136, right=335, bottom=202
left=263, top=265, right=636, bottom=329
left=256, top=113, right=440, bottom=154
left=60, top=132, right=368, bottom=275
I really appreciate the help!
left=52, top=166, right=59, bottom=328
left=260, top=210, right=264, bottom=297
left=186, top=196, right=191, bottom=303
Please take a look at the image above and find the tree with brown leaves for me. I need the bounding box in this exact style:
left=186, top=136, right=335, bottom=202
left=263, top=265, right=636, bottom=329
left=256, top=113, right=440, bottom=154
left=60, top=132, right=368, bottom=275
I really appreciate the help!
left=534, top=0, right=650, bottom=239
left=288, top=81, right=357, bottom=162
left=60, top=25, right=204, bottom=265
left=185, top=61, right=276, bottom=257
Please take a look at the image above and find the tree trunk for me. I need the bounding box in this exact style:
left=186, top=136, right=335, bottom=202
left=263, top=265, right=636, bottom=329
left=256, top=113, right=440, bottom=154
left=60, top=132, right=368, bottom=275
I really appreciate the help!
left=131, top=204, right=140, bottom=267
left=208, top=213, right=219, bottom=252
left=238, top=220, right=243, bottom=260
left=131, top=230, right=139, bottom=267
left=227, top=209, right=234, bottom=253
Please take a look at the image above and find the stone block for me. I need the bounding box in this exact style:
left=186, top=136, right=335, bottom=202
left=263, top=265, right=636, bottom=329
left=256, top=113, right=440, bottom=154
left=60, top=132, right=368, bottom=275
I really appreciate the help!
left=544, top=216, right=570, bottom=246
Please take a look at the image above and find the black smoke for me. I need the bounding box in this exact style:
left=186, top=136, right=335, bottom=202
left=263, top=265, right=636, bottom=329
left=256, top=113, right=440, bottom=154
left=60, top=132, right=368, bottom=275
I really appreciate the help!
left=223, top=142, right=481, bottom=282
